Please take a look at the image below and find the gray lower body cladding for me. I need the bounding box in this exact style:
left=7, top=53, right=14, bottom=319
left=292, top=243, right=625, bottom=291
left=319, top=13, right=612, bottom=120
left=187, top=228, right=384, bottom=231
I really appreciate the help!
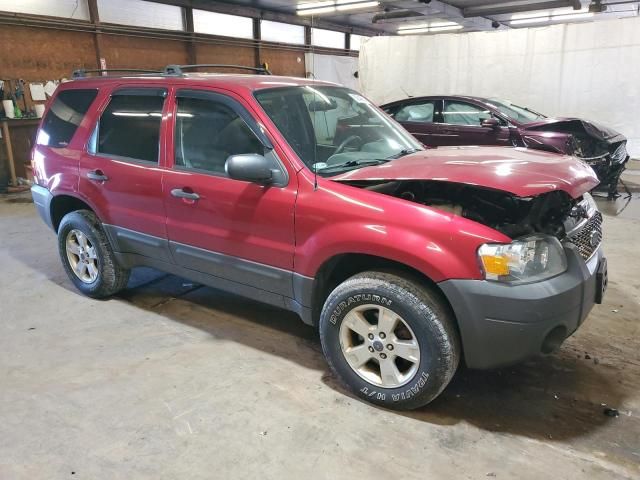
left=439, top=245, right=604, bottom=369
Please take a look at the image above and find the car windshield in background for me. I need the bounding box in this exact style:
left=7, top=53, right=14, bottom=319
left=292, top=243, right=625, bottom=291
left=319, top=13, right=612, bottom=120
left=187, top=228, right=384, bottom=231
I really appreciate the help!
left=487, top=98, right=546, bottom=123
left=254, top=86, right=422, bottom=176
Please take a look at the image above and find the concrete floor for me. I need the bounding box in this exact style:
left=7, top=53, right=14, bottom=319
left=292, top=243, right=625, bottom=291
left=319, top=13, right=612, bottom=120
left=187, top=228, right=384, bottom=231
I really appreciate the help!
left=1, top=185, right=639, bottom=479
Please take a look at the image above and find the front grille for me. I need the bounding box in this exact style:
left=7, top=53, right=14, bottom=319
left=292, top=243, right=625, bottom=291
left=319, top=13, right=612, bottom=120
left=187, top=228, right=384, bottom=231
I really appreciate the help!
left=567, top=212, right=603, bottom=260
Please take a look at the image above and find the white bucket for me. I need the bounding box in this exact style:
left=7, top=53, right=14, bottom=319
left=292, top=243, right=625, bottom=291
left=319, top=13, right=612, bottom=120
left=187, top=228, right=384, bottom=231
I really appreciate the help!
left=34, top=104, right=45, bottom=118
left=3, top=100, right=15, bottom=119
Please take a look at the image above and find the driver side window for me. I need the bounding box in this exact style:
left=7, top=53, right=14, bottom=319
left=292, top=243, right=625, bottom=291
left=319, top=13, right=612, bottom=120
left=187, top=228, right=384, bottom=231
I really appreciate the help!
left=174, top=96, right=264, bottom=175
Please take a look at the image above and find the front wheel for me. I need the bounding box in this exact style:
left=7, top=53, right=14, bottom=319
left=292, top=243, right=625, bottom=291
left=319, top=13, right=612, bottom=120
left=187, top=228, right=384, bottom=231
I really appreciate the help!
left=319, top=271, right=460, bottom=410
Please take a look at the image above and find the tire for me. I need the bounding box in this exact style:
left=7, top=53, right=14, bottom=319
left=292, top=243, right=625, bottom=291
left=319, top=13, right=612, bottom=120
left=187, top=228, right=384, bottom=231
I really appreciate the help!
left=319, top=271, right=460, bottom=410
left=57, top=210, right=130, bottom=298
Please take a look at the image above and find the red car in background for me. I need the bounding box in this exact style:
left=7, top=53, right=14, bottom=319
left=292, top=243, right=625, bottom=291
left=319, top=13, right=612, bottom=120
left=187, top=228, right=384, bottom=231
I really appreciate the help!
left=381, top=95, right=629, bottom=197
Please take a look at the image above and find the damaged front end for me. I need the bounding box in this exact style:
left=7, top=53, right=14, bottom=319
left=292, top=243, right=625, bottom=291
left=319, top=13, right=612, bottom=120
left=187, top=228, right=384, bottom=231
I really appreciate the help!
left=342, top=179, right=602, bottom=260
left=522, top=119, right=629, bottom=198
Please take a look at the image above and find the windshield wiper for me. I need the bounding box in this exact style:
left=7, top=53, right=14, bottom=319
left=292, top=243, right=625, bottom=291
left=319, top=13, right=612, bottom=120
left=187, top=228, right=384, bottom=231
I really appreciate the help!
left=317, top=158, right=391, bottom=173
left=386, top=148, right=421, bottom=160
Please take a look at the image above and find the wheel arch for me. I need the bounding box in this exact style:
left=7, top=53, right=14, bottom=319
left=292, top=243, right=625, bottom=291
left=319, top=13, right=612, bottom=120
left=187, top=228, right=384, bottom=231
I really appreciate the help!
left=50, top=193, right=99, bottom=232
left=308, top=253, right=458, bottom=332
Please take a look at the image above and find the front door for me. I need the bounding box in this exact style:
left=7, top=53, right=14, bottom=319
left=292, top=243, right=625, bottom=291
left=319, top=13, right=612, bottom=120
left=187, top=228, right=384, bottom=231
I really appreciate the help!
left=437, top=99, right=511, bottom=147
left=162, top=88, right=297, bottom=298
left=79, top=86, right=171, bottom=261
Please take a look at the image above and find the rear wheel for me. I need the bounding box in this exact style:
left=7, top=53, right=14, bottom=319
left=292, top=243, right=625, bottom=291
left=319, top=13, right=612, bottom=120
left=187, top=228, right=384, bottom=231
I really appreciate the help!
left=319, top=271, right=460, bottom=410
left=57, top=210, right=130, bottom=298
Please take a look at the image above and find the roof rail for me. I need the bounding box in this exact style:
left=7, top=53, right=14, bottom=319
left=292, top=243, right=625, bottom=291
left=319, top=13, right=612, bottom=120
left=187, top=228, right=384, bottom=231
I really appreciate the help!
left=164, top=63, right=272, bottom=75
left=72, top=68, right=163, bottom=78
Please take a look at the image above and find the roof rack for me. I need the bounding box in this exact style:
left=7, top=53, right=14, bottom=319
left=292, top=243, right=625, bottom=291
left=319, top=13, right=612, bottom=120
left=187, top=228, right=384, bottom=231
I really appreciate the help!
left=163, top=63, right=272, bottom=75
left=72, top=68, right=163, bottom=78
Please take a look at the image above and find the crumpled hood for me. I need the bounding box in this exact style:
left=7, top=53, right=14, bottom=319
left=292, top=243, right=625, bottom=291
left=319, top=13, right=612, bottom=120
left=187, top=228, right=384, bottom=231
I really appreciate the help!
left=523, top=117, right=626, bottom=143
left=332, top=146, right=599, bottom=199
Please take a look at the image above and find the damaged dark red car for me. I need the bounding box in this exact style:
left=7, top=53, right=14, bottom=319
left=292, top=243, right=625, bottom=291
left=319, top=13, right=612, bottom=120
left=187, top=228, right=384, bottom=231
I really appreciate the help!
left=381, top=95, right=630, bottom=197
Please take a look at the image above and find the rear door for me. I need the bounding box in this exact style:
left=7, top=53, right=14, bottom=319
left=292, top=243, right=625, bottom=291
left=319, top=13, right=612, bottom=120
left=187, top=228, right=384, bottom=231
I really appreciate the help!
left=389, top=99, right=441, bottom=146
left=437, top=99, right=510, bottom=146
left=79, top=86, right=171, bottom=262
left=162, top=87, right=297, bottom=298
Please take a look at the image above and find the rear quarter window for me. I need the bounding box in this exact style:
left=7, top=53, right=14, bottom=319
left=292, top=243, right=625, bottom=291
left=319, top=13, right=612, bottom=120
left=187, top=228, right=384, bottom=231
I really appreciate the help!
left=37, top=89, right=98, bottom=148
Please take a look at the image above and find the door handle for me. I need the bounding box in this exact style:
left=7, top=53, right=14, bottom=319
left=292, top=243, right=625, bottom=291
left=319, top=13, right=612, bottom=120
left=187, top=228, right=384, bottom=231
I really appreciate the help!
left=171, top=188, right=200, bottom=201
left=87, top=170, right=109, bottom=182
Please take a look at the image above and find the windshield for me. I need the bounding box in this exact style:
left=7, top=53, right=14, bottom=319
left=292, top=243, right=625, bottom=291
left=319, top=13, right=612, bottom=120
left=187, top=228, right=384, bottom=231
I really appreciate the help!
left=254, top=85, right=422, bottom=176
left=486, top=98, right=546, bottom=123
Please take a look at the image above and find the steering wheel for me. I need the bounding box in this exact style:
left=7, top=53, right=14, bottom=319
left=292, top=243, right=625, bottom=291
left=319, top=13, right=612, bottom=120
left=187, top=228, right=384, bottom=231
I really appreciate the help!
left=334, top=135, right=363, bottom=156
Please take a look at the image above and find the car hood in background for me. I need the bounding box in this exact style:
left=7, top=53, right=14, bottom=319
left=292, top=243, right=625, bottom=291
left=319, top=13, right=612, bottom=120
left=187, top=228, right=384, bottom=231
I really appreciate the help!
left=332, top=146, right=600, bottom=199
left=522, top=117, right=626, bottom=144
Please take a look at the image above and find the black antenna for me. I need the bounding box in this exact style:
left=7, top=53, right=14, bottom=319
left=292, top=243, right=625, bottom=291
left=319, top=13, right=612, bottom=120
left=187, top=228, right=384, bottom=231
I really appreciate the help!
left=311, top=16, right=319, bottom=191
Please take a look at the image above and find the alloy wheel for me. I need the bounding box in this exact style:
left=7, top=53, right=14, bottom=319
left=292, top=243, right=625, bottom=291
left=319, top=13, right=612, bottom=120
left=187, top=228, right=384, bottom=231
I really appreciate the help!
left=339, top=304, right=421, bottom=388
left=65, top=229, right=99, bottom=284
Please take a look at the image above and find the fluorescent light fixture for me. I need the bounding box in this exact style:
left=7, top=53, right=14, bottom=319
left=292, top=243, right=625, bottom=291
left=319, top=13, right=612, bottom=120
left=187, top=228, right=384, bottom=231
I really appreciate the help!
left=552, top=12, right=594, bottom=20
left=429, top=21, right=460, bottom=28
left=511, top=10, right=550, bottom=20
left=398, top=27, right=429, bottom=34
left=398, top=23, right=429, bottom=31
left=336, top=1, right=379, bottom=12
left=398, top=21, right=462, bottom=34
left=430, top=25, right=463, bottom=32
left=298, top=6, right=335, bottom=15
left=510, top=16, right=550, bottom=24
left=297, top=0, right=378, bottom=15
left=510, top=7, right=593, bottom=25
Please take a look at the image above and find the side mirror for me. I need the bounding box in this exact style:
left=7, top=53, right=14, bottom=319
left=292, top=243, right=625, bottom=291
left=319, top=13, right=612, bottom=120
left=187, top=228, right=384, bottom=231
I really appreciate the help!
left=226, top=154, right=274, bottom=184
left=481, top=117, right=500, bottom=129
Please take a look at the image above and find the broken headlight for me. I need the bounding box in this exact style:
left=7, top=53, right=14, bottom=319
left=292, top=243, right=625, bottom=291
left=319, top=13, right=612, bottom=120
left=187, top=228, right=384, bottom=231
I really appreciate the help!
left=610, top=143, right=628, bottom=164
left=478, top=235, right=567, bottom=284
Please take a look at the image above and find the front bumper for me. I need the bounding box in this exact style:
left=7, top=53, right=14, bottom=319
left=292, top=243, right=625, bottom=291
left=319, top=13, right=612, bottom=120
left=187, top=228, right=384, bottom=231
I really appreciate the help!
left=439, top=244, right=604, bottom=369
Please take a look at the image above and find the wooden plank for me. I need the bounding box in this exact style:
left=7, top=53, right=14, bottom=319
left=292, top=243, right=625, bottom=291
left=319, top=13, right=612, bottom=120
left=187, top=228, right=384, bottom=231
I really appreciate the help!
left=1, top=121, right=17, bottom=186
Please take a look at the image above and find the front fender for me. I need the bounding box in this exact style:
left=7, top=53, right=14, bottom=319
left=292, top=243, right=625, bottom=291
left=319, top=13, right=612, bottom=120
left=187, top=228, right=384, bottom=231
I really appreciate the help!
left=294, top=173, right=510, bottom=282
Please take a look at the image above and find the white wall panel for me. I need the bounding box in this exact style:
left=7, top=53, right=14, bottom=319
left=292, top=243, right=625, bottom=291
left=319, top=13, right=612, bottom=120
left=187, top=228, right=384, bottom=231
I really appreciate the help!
left=305, top=53, right=360, bottom=91
left=360, top=17, right=640, bottom=156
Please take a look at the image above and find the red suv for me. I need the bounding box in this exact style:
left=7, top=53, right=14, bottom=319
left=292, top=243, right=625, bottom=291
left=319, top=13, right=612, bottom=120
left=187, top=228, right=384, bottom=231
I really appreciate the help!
left=31, top=67, right=607, bottom=410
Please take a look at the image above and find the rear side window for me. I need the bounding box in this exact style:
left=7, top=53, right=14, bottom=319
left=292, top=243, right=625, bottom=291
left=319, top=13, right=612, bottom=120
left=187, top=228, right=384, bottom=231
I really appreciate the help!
left=96, top=91, right=165, bottom=163
left=395, top=101, right=436, bottom=123
left=37, top=89, right=98, bottom=148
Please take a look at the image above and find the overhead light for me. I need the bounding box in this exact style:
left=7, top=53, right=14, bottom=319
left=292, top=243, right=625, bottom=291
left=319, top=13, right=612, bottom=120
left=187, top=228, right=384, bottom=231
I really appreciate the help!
left=430, top=25, right=463, bottom=32
left=398, top=27, right=429, bottom=34
left=398, top=23, right=429, bottom=31
left=552, top=12, right=594, bottom=20
left=397, top=22, right=462, bottom=34
left=297, top=0, right=379, bottom=15
left=509, top=9, right=594, bottom=25
left=429, top=22, right=460, bottom=28
left=510, top=15, right=550, bottom=25
left=336, top=0, right=379, bottom=11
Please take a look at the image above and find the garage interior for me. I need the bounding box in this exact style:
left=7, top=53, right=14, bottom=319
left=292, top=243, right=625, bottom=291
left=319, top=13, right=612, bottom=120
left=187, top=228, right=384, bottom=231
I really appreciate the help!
left=1, top=0, right=639, bottom=478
